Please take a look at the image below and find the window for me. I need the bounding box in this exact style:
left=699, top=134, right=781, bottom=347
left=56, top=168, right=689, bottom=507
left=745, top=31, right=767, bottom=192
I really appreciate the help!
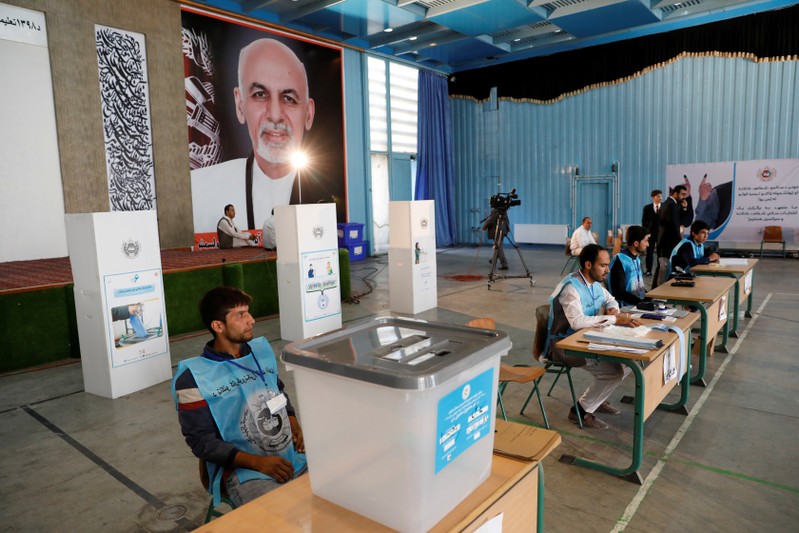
left=367, top=57, right=418, bottom=154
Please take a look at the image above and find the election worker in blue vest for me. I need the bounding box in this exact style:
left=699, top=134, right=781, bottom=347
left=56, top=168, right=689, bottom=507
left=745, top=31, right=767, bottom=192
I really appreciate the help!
left=668, top=219, right=720, bottom=278
left=608, top=225, right=650, bottom=307
left=545, top=244, right=642, bottom=429
left=172, top=287, right=306, bottom=506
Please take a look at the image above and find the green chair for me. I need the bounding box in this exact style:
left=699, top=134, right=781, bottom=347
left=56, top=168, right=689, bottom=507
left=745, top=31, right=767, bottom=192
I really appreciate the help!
left=465, top=318, right=549, bottom=428
left=561, top=238, right=579, bottom=275
left=526, top=305, right=582, bottom=429
left=200, top=459, right=237, bottom=523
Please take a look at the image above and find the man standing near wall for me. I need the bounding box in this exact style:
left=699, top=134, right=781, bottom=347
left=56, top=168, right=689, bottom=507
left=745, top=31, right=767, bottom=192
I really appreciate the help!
left=641, top=189, right=661, bottom=277
left=654, top=183, right=693, bottom=286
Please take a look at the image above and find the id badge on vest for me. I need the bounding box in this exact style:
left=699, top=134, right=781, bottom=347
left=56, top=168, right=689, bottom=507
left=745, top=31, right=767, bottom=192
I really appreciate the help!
left=243, top=391, right=293, bottom=454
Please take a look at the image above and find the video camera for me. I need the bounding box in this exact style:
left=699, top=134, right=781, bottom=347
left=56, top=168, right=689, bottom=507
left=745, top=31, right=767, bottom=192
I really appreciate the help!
left=490, top=188, right=521, bottom=210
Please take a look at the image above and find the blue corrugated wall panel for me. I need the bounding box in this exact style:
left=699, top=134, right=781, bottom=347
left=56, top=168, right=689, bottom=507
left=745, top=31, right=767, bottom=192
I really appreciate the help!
left=450, top=56, right=799, bottom=245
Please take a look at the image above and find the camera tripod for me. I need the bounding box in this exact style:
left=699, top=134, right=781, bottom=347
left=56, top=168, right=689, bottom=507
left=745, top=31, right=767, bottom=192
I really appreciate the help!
left=486, top=209, right=535, bottom=290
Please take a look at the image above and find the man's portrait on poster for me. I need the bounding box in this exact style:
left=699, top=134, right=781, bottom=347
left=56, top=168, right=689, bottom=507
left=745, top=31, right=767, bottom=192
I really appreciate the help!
left=183, top=9, right=346, bottom=249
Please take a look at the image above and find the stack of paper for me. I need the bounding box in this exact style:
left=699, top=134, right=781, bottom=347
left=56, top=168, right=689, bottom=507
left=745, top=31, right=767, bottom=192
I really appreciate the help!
left=587, top=343, right=648, bottom=354
left=583, top=329, right=663, bottom=350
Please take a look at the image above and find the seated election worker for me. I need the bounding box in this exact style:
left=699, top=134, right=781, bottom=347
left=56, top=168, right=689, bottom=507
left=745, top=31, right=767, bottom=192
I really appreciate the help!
left=545, top=244, right=642, bottom=429
left=171, top=287, right=306, bottom=506
left=217, top=204, right=257, bottom=249
left=668, top=220, right=720, bottom=277
left=569, top=216, right=597, bottom=256
left=608, top=225, right=650, bottom=307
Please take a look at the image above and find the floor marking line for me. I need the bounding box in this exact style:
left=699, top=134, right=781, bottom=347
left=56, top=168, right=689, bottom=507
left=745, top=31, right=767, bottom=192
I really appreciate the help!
left=22, top=406, right=195, bottom=530
left=611, top=293, right=772, bottom=532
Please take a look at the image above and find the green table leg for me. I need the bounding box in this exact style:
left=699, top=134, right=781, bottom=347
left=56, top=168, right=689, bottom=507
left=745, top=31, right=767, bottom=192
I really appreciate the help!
left=559, top=354, right=644, bottom=484
left=537, top=463, right=544, bottom=533
left=686, top=302, right=709, bottom=387
left=745, top=270, right=755, bottom=318
left=729, top=277, right=741, bottom=338
left=715, top=296, right=731, bottom=354
left=695, top=271, right=741, bottom=338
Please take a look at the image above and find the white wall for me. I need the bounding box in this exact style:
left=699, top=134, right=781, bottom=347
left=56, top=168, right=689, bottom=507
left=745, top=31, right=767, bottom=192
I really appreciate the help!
left=0, top=4, right=67, bottom=262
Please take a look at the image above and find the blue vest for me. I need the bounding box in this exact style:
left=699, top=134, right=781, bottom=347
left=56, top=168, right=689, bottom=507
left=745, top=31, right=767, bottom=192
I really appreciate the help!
left=545, top=274, right=606, bottom=354
left=608, top=251, right=645, bottom=307
left=172, top=337, right=306, bottom=495
left=668, top=237, right=704, bottom=276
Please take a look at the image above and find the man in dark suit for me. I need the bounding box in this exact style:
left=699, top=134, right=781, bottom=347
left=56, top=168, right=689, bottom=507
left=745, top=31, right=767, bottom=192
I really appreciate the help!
left=641, top=189, right=662, bottom=277
left=654, top=182, right=693, bottom=286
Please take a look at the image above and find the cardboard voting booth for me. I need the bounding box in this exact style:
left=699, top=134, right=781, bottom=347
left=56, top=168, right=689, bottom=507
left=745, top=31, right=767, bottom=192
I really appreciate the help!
left=65, top=211, right=171, bottom=399
left=389, top=200, right=437, bottom=314
left=275, top=204, right=342, bottom=341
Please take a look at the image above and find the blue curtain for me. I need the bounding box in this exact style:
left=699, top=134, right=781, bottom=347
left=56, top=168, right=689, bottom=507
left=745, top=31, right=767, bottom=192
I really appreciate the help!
left=415, top=70, right=458, bottom=246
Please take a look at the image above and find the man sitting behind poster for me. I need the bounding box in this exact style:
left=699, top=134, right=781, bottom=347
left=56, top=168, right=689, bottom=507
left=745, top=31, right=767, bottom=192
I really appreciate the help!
left=217, top=204, right=257, bottom=248
left=191, top=38, right=336, bottom=249
left=668, top=220, right=720, bottom=277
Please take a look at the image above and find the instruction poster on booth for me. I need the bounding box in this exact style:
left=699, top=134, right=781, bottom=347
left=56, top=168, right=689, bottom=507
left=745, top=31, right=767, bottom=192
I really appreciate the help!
left=413, top=235, right=436, bottom=295
left=103, top=268, right=167, bottom=367
left=301, top=249, right=341, bottom=322
left=435, top=368, right=494, bottom=474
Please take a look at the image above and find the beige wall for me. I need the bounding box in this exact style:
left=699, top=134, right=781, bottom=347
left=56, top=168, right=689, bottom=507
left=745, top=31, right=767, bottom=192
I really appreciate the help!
left=5, top=0, right=192, bottom=248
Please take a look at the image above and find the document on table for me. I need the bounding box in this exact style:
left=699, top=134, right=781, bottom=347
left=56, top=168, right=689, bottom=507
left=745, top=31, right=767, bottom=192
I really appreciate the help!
left=587, top=343, right=648, bottom=354
left=719, top=258, right=749, bottom=266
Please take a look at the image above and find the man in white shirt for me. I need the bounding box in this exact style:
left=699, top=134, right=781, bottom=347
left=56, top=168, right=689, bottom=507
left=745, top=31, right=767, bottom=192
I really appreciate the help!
left=545, top=244, right=641, bottom=429
left=569, top=217, right=597, bottom=256
left=217, top=204, right=257, bottom=248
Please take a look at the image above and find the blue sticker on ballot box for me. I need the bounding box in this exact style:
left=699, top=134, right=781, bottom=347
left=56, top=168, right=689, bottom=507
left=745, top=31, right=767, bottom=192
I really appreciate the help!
left=435, top=367, right=494, bottom=474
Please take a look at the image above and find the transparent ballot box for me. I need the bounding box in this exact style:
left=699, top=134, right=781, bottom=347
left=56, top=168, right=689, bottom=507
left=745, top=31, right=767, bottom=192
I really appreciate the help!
left=282, top=316, right=511, bottom=533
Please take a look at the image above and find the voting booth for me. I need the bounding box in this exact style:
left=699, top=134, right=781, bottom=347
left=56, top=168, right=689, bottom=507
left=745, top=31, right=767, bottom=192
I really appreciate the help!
left=65, top=211, right=171, bottom=399
left=275, top=203, right=342, bottom=341
left=389, top=200, right=437, bottom=315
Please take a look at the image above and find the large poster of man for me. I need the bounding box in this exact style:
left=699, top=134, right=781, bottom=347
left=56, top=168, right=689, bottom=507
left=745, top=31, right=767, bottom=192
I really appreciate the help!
left=666, top=159, right=798, bottom=243
left=181, top=7, right=347, bottom=250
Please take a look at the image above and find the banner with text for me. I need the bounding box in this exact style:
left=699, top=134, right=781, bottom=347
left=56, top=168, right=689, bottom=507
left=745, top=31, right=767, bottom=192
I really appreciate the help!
left=666, top=158, right=798, bottom=243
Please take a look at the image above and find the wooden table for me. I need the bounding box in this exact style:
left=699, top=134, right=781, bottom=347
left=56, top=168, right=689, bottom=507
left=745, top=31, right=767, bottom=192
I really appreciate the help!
left=196, top=422, right=561, bottom=533
left=691, top=258, right=758, bottom=337
left=556, top=312, right=698, bottom=484
left=646, top=275, right=736, bottom=386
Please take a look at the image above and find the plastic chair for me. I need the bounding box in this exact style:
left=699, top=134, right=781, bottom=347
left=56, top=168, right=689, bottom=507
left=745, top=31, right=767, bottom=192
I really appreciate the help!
left=760, top=226, right=786, bottom=257
left=611, top=236, right=622, bottom=258
left=561, top=238, right=579, bottom=274
left=464, top=318, right=548, bottom=427
left=528, top=305, right=582, bottom=429
left=200, top=459, right=237, bottom=523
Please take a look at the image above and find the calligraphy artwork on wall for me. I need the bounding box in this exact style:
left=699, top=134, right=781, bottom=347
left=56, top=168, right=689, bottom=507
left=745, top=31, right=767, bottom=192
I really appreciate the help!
left=95, top=25, right=156, bottom=211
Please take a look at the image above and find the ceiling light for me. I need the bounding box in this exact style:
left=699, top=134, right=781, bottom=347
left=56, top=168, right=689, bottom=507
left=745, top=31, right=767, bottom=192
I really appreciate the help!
left=513, top=38, right=521, bottom=42
left=409, top=36, right=417, bottom=41
left=384, top=27, right=393, bottom=33
left=554, top=29, right=563, bottom=34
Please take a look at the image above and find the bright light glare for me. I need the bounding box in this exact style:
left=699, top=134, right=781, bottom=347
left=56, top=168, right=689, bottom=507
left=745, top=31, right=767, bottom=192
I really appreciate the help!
left=291, top=151, right=309, bottom=170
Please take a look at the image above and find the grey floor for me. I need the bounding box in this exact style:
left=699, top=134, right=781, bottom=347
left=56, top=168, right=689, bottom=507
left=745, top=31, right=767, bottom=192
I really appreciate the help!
left=2, top=246, right=798, bottom=532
